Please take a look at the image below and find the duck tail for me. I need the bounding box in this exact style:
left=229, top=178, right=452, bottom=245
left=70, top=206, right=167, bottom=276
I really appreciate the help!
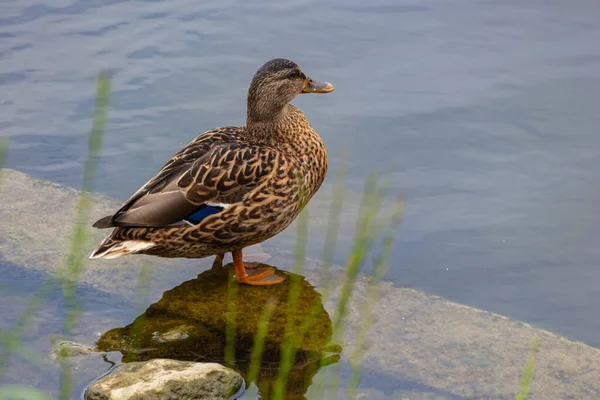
left=89, top=232, right=155, bottom=260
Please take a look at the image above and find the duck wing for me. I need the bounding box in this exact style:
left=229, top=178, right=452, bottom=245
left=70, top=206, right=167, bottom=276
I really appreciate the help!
left=93, top=133, right=290, bottom=229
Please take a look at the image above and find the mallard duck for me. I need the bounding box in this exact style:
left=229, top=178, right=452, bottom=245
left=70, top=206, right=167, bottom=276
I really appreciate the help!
left=90, top=58, right=334, bottom=286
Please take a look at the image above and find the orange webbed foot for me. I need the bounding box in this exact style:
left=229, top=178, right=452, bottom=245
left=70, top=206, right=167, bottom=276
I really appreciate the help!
left=232, top=250, right=285, bottom=286
left=236, top=266, right=285, bottom=286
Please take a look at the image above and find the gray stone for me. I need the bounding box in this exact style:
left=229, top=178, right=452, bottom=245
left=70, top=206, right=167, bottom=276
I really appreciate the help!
left=334, top=277, right=600, bottom=399
left=0, top=169, right=195, bottom=297
left=0, top=168, right=356, bottom=297
left=346, top=388, right=454, bottom=400
left=84, top=359, right=243, bottom=400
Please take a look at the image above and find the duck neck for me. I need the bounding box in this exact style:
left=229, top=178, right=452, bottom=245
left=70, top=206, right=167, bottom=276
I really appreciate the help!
left=246, top=104, right=309, bottom=146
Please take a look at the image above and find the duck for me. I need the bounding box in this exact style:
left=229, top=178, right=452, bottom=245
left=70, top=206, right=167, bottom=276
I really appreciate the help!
left=90, top=58, right=334, bottom=286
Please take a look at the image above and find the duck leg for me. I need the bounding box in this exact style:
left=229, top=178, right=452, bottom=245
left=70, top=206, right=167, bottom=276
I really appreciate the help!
left=214, top=252, right=259, bottom=271
left=214, top=253, right=259, bottom=269
left=210, top=253, right=224, bottom=271
left=233, top=249, right=285, bottom=286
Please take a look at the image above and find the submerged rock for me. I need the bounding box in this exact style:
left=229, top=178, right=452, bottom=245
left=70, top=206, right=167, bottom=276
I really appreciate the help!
left=96, top=263, right=340, bottom=398
left=6, top=168, right=600, bottom=398
left=51, top=340, right=98, bottom=359
left=84, top=359, right=243, bottom=400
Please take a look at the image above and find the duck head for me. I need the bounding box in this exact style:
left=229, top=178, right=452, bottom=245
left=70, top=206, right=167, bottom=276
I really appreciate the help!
left=247, top=58, right=334, bottom=124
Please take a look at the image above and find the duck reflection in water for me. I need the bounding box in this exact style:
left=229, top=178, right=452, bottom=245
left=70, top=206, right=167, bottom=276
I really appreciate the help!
left=96, top=260, right=341, bottom=399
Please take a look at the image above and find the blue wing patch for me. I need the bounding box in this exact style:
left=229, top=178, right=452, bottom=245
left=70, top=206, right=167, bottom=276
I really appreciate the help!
left=185, top=205, right=224, bottom=225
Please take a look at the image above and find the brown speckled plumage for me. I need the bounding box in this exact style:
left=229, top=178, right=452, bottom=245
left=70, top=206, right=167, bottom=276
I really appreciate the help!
left=90, top=59, right=333, bottom=277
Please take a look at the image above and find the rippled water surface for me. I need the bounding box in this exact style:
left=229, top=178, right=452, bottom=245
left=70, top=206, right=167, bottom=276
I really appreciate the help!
left=2, top=0, right=600, bottom=395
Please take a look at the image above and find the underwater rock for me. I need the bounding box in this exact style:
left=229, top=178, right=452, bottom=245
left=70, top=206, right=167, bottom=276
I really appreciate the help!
left=96, top=263, right=333, bottom=360
left=96, top=263, right=340, bottom=398
left=51, top=340, right=98, bottom=359
left=0, top=168, right=351, bottom=297
left=84, top=359, right=243, bottom=400
left=152, top=326, right=192, bottom=343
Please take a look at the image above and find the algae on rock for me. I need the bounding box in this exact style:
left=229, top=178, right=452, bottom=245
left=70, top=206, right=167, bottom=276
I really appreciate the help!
left=96, top=263, right=341, bottom=399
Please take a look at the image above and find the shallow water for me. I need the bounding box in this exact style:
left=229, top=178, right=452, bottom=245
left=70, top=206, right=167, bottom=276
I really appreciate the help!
left=0, top=261, right=456, bottom=399
left=2, top=0, right=600, bottom=395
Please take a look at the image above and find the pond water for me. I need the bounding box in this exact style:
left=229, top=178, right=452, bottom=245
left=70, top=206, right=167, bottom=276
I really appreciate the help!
left=2, top=0, right=600, bottom=396
left=1, top=260, right=457, bottom=399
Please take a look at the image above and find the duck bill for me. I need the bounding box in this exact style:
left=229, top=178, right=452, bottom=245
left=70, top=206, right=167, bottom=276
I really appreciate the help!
left=302, top=79, right=334, bottom=94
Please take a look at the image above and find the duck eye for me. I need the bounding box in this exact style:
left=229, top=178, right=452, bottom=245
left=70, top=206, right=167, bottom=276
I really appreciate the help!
left=284, top=70, right=304, bottom=80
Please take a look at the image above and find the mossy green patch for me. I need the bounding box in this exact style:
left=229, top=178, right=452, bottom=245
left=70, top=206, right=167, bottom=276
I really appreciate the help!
left=95, top=262, right=341, bottom=399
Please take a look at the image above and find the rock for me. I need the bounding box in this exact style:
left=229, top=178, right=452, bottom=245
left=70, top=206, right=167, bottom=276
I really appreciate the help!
left=152, top=327, right=192, bottom=343
left=336, top=277, right=600, bottom=400
left=0, top=169, right=280, bottom=298
left=0, top=168, right=358, bottom=297
left=96, top=263, right=333, bottom=359
left=51, top=340, right=98, bottom=360
left=95, top=263, right=340, bottom=398
left=84, top=359, right=243, bottom=400
left=342, top=388, right=454, bottom=400
left=0, top=169, right=196, bottom=297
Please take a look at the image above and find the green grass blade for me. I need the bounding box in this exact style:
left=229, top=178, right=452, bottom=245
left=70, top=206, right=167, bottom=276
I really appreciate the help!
left=0, top=331, right=51, bottom=371
left=319, top=152, right=348, bottom=286
left=332, top=173, right=389, bottom=335
left=224, top=270, right=239, bottom=366
left=326, top=174, right=393, bottom=399
left=0, top=279, right=61, bottom=380
left=128, top=264, right=155, bottom=360
left=313, top=174, right=391, bottom=399
left=346, top=197, right=404, bottom=399
left=272, top=205, right=309, bottom=399
left=0, top=73, right=111, bottom=385
left=0, top=385, right=54, bottom=400
left=516, top=337, right=541, bottom=400
left=246, top=299, right=277, bottom=385
left=56, top=71, right=111, bottom=400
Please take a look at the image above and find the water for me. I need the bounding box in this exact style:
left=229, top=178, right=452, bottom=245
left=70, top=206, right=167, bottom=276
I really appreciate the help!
left=0, top=261, right=132, bottom=397
left=0, top=261, right=454, bottom=399
left=2, top=0, right=600, bottom=394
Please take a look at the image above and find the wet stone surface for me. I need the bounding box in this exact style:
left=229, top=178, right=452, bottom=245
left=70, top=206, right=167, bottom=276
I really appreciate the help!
left=84, top=359, right=243, bottom=400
